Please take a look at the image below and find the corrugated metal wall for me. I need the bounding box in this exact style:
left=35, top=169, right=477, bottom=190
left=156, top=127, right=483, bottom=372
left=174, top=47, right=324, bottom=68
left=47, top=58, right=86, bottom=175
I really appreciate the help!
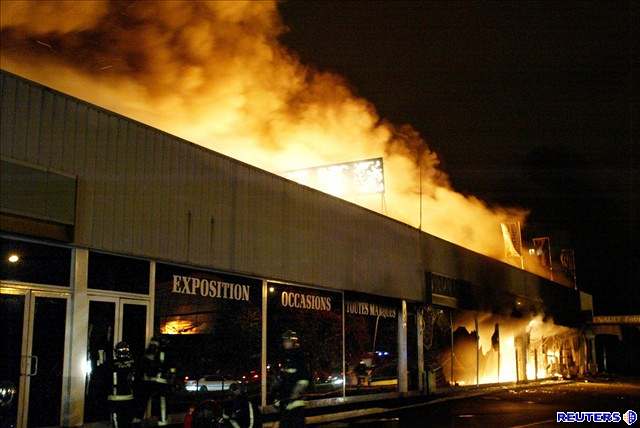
left=0, top=70, right=585, bottom=313
left=1, top=71, right=424, bottom=300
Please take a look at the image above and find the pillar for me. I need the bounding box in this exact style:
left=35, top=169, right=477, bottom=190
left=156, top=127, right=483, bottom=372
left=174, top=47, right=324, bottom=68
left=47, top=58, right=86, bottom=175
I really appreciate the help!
left=398, top=300, right=408, bottom=393
left=64, top=248, right=89, bottom=426
left=417, top=306, right=425, bottom=392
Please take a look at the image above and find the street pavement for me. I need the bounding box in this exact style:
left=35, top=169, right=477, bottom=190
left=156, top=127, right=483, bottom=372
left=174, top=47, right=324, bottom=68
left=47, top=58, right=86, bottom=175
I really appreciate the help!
left=310, top=379, right=640, bottom=427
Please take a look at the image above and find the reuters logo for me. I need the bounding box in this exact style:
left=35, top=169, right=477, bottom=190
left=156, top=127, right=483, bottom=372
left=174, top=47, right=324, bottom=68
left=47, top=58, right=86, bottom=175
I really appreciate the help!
left=623, top=410, right=638, bottom=426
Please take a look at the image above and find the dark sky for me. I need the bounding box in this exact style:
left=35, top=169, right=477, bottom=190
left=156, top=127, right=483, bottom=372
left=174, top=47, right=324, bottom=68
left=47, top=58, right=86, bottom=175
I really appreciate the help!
left=278, top=1, right=638, bottom=315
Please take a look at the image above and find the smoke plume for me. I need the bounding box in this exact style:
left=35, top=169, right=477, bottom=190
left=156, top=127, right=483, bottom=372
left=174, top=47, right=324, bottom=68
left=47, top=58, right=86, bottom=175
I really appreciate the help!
left=1, top=0, right=527, bottom=261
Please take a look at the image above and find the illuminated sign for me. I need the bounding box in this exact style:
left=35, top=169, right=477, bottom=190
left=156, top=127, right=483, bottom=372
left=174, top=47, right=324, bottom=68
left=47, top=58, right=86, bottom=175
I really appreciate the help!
left=282, top=157, right=384, bottom=197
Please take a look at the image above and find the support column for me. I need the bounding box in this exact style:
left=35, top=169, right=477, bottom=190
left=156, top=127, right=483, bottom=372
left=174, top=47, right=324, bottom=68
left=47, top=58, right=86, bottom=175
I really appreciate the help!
left=417, top=307, right=425, bottom=393
left=398, top=300, right=408, bottom=393
left=590, top=337, right=598, bottom=374
left=341, top=292, right=346, bottom=398
left=65, top=248, right=89, bottom=427
left=475, top=313, right=479, bottom=386
left=450, top=311, right=454, bottom=385
left=260, top=281, right=268, bottom=408
left=147, top=261, right=156, bottom=344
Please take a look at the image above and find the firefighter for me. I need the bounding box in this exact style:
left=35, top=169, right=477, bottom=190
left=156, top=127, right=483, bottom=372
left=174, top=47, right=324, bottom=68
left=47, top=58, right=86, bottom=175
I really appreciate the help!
left=220, top=382, right=258, bottom=428
left=275, top=330, right=310, bottom=428
left=108, top=342, right=136, bottom=428
left=139, top=336, right=176, bottom=426
left=0, top=381, right=17, bottom=428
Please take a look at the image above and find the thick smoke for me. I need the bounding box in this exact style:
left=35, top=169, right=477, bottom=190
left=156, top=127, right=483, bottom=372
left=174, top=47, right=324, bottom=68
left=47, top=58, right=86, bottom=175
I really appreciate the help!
left=1, top=0, right=527, bottom=261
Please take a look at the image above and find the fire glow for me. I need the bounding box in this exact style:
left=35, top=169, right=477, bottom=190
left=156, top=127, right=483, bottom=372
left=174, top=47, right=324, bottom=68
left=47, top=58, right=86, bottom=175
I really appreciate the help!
left=447, top=313, right=577, bottom=386
left=1, top=1, right=543, bottom=269
left=160, top=318, right=206, bottom=335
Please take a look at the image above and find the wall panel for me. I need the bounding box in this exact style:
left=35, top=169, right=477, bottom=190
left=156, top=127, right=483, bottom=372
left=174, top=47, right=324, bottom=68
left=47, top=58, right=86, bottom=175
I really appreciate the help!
left=1, top=70, right=577, bottom=308
left=12, top=80, right=30, bottom=161
left=25, top=85, right=42, bottom=163
left=0, top=74, right=17, bottom=156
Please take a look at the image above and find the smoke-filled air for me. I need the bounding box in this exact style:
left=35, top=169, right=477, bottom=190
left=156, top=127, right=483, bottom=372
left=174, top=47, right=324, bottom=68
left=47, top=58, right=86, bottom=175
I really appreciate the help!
left=1, top=1, right=528, bottom=263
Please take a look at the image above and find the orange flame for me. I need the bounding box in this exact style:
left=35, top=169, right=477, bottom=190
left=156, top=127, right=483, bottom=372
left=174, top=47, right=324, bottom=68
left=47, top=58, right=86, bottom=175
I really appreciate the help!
left=1, top=1, right=531, bottom=263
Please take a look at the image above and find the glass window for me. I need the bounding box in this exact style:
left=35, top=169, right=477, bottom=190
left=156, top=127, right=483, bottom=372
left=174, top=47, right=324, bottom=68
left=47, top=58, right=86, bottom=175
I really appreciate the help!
left=423, top=305, right=453, bottom=389
left=344, top=292, right=399, bottom=396
left=267, top=283, right=343, bottom=402
left=122, top=303, right=147, bottom=359
left=0, top=237, right=71, bottom=286
left=88, top=251, right=149, bottom=294
left=84, top=301, right=116, bottom=423
left=407, top=304, right=419, bottom=391
left=154, top=264, right=262, bottom=412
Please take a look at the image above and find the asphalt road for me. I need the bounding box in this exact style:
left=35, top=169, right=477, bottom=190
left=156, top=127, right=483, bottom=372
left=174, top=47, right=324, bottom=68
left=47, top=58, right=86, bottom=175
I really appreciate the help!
left=313, top=380, right=640, bottom=428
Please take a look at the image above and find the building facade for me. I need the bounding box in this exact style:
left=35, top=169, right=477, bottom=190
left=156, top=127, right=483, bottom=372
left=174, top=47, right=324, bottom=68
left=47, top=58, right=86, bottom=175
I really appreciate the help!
left=0, top=70, right=594, bottom=427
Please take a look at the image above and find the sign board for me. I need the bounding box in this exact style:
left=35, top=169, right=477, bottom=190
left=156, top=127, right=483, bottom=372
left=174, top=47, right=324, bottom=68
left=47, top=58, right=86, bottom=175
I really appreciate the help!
left=592, top=315, right=640, bottom=324
left=282, top=158, right=385, bottom=197
left=426, top=272, right=471, bottom=309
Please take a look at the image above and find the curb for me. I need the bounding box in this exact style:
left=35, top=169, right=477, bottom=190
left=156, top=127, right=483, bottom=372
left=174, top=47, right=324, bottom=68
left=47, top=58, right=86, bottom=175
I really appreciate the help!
left=262, top=379, right=576, bottom=426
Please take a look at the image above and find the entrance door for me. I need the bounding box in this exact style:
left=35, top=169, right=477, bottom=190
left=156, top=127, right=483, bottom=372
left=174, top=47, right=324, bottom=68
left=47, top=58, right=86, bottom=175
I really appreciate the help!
left=84, top=297, right=149, bottom=423
left=0, top=287, right=69, bottom=428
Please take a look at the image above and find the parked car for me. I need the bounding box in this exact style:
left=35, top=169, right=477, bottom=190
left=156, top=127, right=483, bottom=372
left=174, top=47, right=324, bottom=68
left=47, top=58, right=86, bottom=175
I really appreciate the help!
left=185, top=375, right=240, bottom=392
left=369, top=363, right=398, bottom=387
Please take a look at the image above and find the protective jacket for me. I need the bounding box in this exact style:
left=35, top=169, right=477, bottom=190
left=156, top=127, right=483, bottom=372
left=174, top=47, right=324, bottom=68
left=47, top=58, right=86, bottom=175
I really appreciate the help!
left=277, top=348, right=310, bottom=410
left=141, top=342, right=175, bottom=385
left=108, top=355, right=135, bottom=401
left=223, top=394, right=258, bottom=428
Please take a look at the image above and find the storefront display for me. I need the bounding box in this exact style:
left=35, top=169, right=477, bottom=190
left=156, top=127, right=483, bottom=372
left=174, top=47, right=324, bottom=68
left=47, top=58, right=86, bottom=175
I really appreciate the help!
left=344, top=292, right=399, bottom=395
left=423, top=305, right=453, bottom=388
left=267, top=282, right=343, bottom=402
left=154, top=263, right=262, bottom=410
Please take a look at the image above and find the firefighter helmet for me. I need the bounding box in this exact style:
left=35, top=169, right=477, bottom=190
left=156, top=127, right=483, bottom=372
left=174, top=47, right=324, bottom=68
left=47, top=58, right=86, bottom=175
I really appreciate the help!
left=0, top=381, right=17, bottom=408
left=281, top=330, right=300, bottom=347
left=114, top=341, right=132, bottom=361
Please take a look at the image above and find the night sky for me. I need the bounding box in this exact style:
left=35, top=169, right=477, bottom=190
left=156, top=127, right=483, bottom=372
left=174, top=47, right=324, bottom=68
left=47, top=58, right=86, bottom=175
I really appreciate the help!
left=279, top=1, right=638, bottom=315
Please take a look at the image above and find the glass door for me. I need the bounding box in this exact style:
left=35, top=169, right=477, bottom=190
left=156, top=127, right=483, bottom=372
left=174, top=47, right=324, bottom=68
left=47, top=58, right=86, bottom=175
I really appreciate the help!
left=84, top=297, right=149, bottom=423
left=0, top=289, right=26, bottom=428
left=0, top=287, right=69, bottom=428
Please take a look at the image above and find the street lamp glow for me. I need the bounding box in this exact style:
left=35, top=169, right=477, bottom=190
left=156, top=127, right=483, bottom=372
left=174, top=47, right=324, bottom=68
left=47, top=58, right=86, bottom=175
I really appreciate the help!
left=7, top=254, right=20, bottom=263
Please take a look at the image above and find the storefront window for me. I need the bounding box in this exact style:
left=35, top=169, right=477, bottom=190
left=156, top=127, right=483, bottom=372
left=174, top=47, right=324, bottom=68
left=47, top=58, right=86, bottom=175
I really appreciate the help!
left=267, top=283, right=343, bottom=402
left=423, top=305, right=452, bottom=389
left=0, top=237, right=71, bottom=286
left=88, top=251, right=149, bottom=294
left=154, top=264, right=262, bottom=412
left=344, top=292, right=399, bottom=396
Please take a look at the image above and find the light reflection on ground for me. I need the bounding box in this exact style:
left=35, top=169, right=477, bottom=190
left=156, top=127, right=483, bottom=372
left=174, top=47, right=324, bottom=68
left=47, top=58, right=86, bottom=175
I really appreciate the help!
left=312, top=379, right=640, bottom=428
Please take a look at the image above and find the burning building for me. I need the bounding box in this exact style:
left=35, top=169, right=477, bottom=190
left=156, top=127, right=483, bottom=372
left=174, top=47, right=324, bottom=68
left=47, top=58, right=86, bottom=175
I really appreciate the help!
left=1, top=70, right=595, bottom=427
left=0, top=2, right=594, bottom=426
